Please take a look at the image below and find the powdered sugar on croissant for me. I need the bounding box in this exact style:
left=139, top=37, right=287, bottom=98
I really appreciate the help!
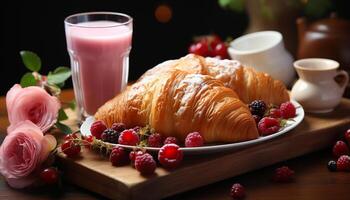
left=95, top=54, right=290, bottom=143
left=95, top=70, right=258, bottom=143
left=143, top=54, right=289, bottom=105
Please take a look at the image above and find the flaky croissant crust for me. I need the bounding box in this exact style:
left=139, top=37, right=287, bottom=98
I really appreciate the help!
left=143, top=54, right=289, bottom=105
left=95, top=55, right=290, bottom=143
left=95, top=69, right=259, bottom=143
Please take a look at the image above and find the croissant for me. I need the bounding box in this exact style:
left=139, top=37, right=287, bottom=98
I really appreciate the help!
left=95, top=70, right=259, bottom=143
left=142, top=54, right=289, bottom=105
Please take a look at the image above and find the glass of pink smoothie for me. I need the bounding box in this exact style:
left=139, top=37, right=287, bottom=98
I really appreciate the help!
left=64, top=12, right=132, bottom=121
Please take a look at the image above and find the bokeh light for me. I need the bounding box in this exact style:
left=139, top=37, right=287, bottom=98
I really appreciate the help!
left=154, top=4, right=172, bottom=23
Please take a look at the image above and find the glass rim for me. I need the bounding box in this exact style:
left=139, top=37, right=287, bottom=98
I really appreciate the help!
left=64, top=11, right=133, bottom=28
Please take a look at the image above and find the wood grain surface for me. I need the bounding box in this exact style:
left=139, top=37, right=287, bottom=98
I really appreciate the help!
left=1, top=90, right=350, bottom=200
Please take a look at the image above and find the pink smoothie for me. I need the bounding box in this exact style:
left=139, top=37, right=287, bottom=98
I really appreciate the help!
left=66, top=21, right=132, bottom=115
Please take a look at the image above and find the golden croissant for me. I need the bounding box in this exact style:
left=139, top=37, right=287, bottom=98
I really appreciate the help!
left=142, top=54, right=289, bottom=105
left=95, top=70, right=259, bottom=143
left=95, top=55, right=290, bottom=143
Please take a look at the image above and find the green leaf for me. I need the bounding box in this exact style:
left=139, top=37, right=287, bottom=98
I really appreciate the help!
left=58, top=108, right=68, bottom=121
left=20, top=51, right=41, bottom=72
left=68, top=100, right=76, bottom=110
left=56, top=82, right=65, bottom=88
left=47, top=66, right=71, bottom=85
left=218, top=0, right=245, bottom=12
left=20, top=72, right=37, bottom=87
left=55, top=122, right=72, bottom=134
left=218, top=0, right=232, bottom=7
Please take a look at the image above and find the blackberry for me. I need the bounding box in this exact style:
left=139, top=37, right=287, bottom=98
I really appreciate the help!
left=327, top=160, right=337, bottom=172
left=101, top=128, right=119, bottom=143
left=249, top=100, right=267, bottom=117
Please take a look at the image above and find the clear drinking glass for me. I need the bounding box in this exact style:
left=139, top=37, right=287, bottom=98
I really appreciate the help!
left=64, top=12, right=132, bottom=121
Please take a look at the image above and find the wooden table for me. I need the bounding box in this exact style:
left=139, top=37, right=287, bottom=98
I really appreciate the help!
left=1, top=90, right=349, bottom=200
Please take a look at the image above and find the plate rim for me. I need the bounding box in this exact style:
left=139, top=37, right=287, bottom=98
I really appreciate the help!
left=80, top=100, right=304, bottom=153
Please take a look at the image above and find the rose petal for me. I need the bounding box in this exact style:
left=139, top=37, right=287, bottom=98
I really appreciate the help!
left=6, top=175, right=37, bottom=189
left=0, top=120, right=49, bottom=189
left=5, top=84, right=22, bottom=115
left=6, top=84, right=60, bottom=133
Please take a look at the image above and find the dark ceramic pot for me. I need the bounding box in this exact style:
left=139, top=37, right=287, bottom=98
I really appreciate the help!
left=297, top=14, right=350, bottom=97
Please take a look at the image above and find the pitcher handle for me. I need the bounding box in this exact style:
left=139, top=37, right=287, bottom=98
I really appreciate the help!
left=335, top=70, right=349, bottom=91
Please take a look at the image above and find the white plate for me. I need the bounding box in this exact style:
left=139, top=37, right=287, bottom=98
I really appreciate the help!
left=81, top=100, right=304, bottom=154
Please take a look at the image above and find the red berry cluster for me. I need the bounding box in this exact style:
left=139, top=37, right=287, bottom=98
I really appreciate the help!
left=61, top=132, right=83, bottom=157
left=109, top=143, right=184, bottom=175
left=90, top=120, right=206, bottom=149
left=188, top=35, right=229, bottom=59
left=90, top=120, right=128, bottom=144
left=328, top=129, right=350, bottom=172
left=52, top=132, right=92, bottom=185
left=88, top=121, right=210, bottom=175
left=249, top=100, right=297, bottom=136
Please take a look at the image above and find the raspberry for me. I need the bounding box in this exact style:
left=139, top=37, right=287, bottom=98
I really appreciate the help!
left=101, top=128, right=119, bottom=144
left=111, top=122, right=126, bottom=132
left=110, top=147, right=129, bottom=166
left=129, top=150, right=144, bottom=163
left=129, top=151, right=136, bottom=163
left=230, top=183, right=245, bottom=199
left=90, top=120, right=107, bottom=139
left=337, top=155, right=350, bottom=171
left=252, top=115, right=261, bottom=126
left=268, top=108, right=282, bottom=118
left=344, top=129, right=350, bottom=145
left=164, top=137, right=179, bottom=145
left=185, top=132, right=204, bottom=147
left=332, top=140, right=349, bottom=158
left=249, top=100, right=267, bottom=117
left=133, top=126, right=141, bottom=133
left=61, top=140, right=81, bottom=157
left=148, top=133, right=163, bottom=147
left=258, top=117, right=280, bottom=136
left=327, top=160, right=337, bottom=172
left=118, top=129, right=140, bottom=146
left=280, top=102, right=296, bottom=119
left=273, top=166, right=294, bottom=182
left=135, top=153, right=157, bottom=175
left=158, top=144, right=183, bottom=169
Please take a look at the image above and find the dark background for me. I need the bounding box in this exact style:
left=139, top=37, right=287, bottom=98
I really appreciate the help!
left=1, top=0, right=349, bottom=96
left=0, top=0, right=247, bottom=95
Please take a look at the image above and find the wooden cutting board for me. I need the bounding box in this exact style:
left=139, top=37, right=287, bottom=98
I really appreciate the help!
left=56, top=99, right=350, bottom=200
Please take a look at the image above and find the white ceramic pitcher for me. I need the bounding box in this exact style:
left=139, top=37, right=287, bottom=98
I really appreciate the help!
left=291, top=58, right=349, bottom=113
left=228, top=31, right=295, bottom=86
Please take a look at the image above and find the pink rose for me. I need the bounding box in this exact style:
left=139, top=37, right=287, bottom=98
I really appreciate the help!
left=6, top=84, right=60, bottom=133
left=0, top=120, right=56, bottom=188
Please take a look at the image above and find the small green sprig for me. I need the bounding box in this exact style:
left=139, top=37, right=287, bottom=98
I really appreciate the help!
left=19, top=50, right=73, bottom=134
left=138, top=125, right=155, bottom=147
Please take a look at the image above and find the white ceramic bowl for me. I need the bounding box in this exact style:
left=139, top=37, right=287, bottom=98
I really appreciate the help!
left=228, top=31, right=295, bottom=86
